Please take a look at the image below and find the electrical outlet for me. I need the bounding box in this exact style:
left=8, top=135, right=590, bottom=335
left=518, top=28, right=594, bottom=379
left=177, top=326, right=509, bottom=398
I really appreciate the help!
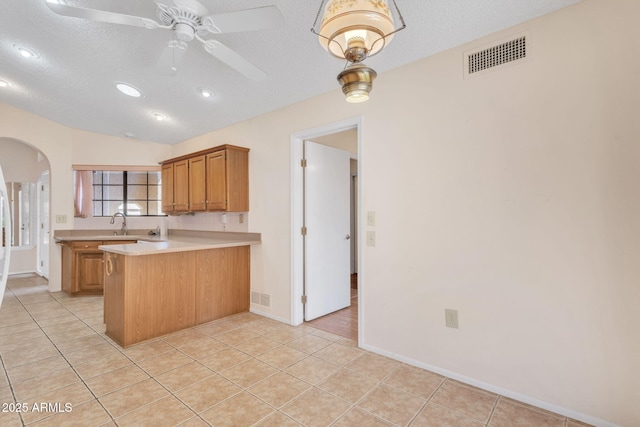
left=367, top=230, right=376, bottom=246
left=239, top=213, right=244, bottom=224
left=445, top=309, right=459, bottom=329
left=55, top=214, right=67, bottom=224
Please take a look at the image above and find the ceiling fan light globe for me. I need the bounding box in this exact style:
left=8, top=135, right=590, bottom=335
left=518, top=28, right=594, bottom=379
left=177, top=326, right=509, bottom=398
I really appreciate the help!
left=319, top=0, right=395, bottom=59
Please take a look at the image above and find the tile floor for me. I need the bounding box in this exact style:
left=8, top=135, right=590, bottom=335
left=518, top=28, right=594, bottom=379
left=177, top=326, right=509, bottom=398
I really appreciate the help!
left=0, top=274, right=592, bottom=427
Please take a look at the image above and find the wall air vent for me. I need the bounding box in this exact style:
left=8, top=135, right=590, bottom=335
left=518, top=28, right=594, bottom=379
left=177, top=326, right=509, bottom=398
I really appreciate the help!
left=251, top=291, right=271, bottom=307
left=464, top=34, right=528, bottom=78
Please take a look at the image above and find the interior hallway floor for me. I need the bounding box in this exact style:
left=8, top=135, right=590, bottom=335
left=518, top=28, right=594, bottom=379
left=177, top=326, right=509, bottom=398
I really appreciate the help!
left=0, top=274, right=592, bottom=427
left=306, top=288, right=358, bottom=341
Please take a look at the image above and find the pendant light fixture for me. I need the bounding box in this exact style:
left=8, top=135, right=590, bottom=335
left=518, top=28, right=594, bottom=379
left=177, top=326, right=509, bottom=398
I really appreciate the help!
left=311, top=0, right=406, bottom=102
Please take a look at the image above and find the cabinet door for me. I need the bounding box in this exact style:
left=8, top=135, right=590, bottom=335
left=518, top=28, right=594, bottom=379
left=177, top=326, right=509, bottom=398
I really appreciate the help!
left=188, top=155, right=206, bottom=211
left=104, top=252, right=124, bottom=343
left=225, top=147, right=249, bottom=212
left=61, top=243, right=72, bottom=293
left=173, top=159, right=190, bottom=212
left=206, top=151, right=227, bottom=211
left=161, top=163, right=174, bottom=213
left=76, top=251, right=104, bottom=292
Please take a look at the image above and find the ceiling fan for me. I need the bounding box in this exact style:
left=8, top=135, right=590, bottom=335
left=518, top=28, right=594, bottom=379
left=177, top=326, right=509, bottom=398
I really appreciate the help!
left=45, top=0, right=285, bottom=80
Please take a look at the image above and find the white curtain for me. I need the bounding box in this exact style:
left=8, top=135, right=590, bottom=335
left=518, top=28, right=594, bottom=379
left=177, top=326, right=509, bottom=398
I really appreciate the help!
left=74, top=170, right=93, bottom=218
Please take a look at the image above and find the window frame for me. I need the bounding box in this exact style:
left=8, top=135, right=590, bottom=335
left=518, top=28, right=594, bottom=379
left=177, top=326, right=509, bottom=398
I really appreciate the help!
left=72, top=165, right=163, bottom=218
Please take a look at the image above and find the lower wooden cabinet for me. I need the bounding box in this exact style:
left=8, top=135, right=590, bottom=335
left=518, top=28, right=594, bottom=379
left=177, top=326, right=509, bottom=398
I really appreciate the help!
left=61, top=240, right=136, bottom=295
left=103, top=246, right=249, bottom=347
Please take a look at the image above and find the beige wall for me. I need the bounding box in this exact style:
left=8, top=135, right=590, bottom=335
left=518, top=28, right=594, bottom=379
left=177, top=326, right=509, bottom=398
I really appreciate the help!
left=0, top=103, right=171, bottom=289
left=310, top=129, right=358, bottom=154
left=172, top=0, right=637, bottom=425
left=0, top=0, right=635, bottom=424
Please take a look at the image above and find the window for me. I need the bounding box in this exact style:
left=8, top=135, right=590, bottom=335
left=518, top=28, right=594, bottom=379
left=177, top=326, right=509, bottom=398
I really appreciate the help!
left=73, top=167, right=162, bottom=217
left=92, top=171, right=162, bottom=216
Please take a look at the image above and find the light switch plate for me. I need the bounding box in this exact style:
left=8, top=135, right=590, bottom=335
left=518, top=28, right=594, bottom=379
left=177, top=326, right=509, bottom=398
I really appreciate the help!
left=55, top=214, right=67, bottom=224
left=367, top=211, right=376, bottom=227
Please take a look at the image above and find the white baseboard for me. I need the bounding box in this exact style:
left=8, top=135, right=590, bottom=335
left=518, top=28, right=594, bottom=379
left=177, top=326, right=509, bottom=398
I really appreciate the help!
left=249, top=307, right=292, bottom=325
left=360, top=343, right=619, bottom=427
left=8, top=270, right=38, bottom=276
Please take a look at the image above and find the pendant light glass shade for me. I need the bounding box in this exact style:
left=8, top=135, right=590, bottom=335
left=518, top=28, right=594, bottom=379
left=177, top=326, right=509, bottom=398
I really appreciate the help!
left=318, top=0, right=395, bottom=61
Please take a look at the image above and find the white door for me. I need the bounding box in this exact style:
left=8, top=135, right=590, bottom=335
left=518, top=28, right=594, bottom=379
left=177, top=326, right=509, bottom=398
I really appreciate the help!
left=0, top=165, right=12, bottom=308
left=304, top=140, right=351, bottom=321
left=37, top=172, right=50, bottom=278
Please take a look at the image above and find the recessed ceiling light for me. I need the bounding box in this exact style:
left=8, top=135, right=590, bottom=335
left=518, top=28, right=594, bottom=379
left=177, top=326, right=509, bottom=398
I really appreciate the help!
left=152, top=112, right=166, bottom=121
left=115, top=82, right=142, bottom=98
left=198, top=87, right=214, bottom=98
left=123, top=132, right=137, bottom=139
left=14, top=45, right=38, bottom=59
left=46, top=0, right=66, bottom=4
left=0, top=79, right=12, bottom=88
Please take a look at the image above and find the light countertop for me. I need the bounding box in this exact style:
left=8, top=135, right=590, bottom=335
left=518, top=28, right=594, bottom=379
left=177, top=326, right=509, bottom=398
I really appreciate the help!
left=54, top=229, right=261, bottom=256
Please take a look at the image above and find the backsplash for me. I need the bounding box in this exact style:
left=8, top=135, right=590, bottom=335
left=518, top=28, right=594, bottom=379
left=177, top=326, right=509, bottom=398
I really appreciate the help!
left=73, top=212, right=249, bottom=233
left=167, top=212, right=248, bottom=232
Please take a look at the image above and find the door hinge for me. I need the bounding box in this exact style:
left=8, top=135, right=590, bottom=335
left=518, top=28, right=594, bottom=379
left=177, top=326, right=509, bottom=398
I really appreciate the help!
left=301, top=159, right=307, bottom=168
left=301, top=295, right=307, bottom=304
left=301, top=226, right=307, bottom=236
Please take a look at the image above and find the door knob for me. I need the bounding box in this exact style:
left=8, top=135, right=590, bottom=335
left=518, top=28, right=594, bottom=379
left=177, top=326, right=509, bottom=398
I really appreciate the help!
left=345, top=234, right=351, bottom=240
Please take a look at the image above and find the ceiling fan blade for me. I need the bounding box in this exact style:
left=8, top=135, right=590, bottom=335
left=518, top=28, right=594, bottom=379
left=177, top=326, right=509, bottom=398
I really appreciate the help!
left=46, top=2, right=161, bottom=29
left=172, top=0, right=209, bottom=16
left=202, top=39, right=267, bottom=81
left=157, top=40, right=189, bottom=75
left=200, top=6, right=285, bottom=34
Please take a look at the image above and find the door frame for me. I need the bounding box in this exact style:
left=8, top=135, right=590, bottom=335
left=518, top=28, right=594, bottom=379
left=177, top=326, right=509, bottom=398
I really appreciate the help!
left=37, top=170, right=50, bottom=279
left=290, top=116, right=363, bottom=345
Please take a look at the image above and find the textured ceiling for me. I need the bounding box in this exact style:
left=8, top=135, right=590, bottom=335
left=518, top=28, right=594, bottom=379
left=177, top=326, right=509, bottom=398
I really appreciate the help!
left=0, top=0, right=580, bottom=145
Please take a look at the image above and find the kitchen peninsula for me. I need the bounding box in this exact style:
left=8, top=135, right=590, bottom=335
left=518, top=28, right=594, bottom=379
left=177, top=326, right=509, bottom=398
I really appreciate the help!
left=99, top=230, right=260, bottom=347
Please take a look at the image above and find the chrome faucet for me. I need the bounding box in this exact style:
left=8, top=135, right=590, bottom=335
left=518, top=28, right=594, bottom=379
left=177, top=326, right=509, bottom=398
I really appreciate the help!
left=110, top=212, right=127, bottom=235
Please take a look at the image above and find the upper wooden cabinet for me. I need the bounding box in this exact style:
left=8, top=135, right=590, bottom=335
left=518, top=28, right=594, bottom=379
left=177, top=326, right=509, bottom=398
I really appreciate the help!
left=160, top=145, right=249, bottom=213
left=162, top=160, right=190, bottom=213
left=189, top=155, right=207, bottom=212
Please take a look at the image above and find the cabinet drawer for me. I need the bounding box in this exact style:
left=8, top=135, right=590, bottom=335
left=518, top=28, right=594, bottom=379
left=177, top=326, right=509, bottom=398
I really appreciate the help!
left=71, top=241, right=102, bottom=251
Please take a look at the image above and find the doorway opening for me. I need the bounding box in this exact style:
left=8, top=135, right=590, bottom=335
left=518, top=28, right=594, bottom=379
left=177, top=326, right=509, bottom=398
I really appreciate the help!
left=290, top=117, right=362, bottom=344
left=0, top=138, right=51, bottom=279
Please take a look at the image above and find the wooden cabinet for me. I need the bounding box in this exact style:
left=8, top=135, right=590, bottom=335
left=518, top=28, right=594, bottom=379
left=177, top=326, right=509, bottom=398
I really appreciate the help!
left=61, top=240, right=136, bottom=295
left=160, top=145, right=249, bottom=214
left=104, top=246, right=249, bottom=347
left=188, top=155, right=207, bottom=211
left=195, top=246, right=250, bottom=323
left=162, top=159, right=189, bottom=213
left=161, top=163, right=174, bottom=213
